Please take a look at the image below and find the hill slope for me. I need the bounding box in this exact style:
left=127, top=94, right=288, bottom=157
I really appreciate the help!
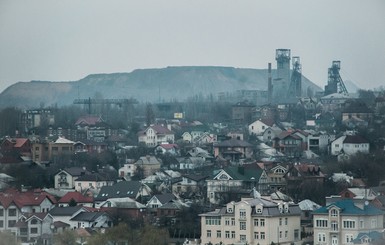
left=0, top=66, right=322, bottom=108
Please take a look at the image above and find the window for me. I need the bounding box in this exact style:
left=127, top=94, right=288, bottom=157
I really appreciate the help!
left=0, top=209, right=3, bottom=216
left=30, top=228, right=38, bottom=234
left=240, top=221, right=246, bottom=230
left=260, top=219, right=265, bottom=227
left=318, top=233, right=326, bottom=242
left=8, top=220, right=16, bottom=227
left=240, top=235, right=246, bottom=242
left=360, top=220, right=364, bottom=228
left=371, top=219, right=377, bottom=228
left=285, top=230, right=288, bottom=238
left=8, top=209, right=16, bottom=216
left=279, top=218, right=282, bottom=226
left=285, top=217, right=288, bottom=225
left=205, top=217, right=221, bottom=226
left=331, top=221, right=338, bottom=231
left=225, top=231, right=230, bottom=238
left=343, top=220, right=355, bottom=229
left=206, top=230, right=211, bottom=238
left=231, top=231, right=235, bottom=239
left=254, top=232, right=259, bottom=239
left=346, top=234, right=353, bottom=243
left=31, top=219, right=38, bottom=225
left=216, top=230, right=221, bottom=238
left=231, top=218, right=235, bottom=226
left=260, top=232, right=265, bottom=239
left=254, top=219, right=259, bottom=226
left=256, top=208, right=262, bottom=213
left=279, top=231, right=282, bottom=238
left=316, top=219, right=328, bottom=227
left=294, top=229, right=299, bottom=240
left=225, top=218, right=230, bottom=226
left=239, top=208, right=246, bottom=219
left=0, top=221, right=3, bottom=227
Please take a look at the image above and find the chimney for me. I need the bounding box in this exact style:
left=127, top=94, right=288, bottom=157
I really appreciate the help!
left=268, top=63, right=272, bottom=104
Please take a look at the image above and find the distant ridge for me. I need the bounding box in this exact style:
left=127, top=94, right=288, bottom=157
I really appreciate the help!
left=0, top=66, right=322, bottom=109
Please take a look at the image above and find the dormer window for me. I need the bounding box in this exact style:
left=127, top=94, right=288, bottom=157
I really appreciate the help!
left=330, top=209, right=338, bottom=217
left=227, top=207, right=233, bottom=213
left=256, top=207, right=262, bottom=214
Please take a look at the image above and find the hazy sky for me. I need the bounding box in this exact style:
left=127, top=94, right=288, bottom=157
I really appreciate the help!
left=0, top=0, right=384, bottom=92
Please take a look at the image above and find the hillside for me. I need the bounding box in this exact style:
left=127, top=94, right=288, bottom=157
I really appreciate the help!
left=0, top=66, right=322, bottom=109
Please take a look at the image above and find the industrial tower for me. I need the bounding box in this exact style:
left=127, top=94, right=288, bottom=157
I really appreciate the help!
left=273, top=49, right=291, bottom=103
left=324, top=61, right=348, bottom=96
left=288, top=56, right=302, bottom=99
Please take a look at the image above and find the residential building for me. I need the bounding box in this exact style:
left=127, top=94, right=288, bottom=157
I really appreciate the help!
left=133, top=156, right=162, bottom=178
left=200, top=197, right=301, bottom=245
left=248, top=119, right=275, bottom=136
left=313, top=199, right=384, bottom=245
left=0, top=138, right=32, bottom=164
left=74, top=173, right=115, bottom=193
left=206, top=164, right=269, bottom=205
left=172, top=175, right=208, bottom=197
left=54, top=167, right=90, bottom=189
left=273, top=131, right=303, bottom=159
left=213, top=139, right=254, bottom=161
left=138, top=125, right=175, bottom=147
left=331, top=135, right=370, bottom=160
left=232, top=101, right=255, bottom=124
left=15, top=212, right=54, bottom=244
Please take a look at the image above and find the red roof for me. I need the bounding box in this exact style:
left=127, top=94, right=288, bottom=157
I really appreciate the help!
left=0, top=189, right=57, bottom=209
left=58, top=192, right=94, bottom=204
left=13, top=138, right=29, bottom=148
left=150, top=125, right=173, bottom=134
left=343, top=135, right=368, bottom=144
left=260, top=118, right=275, bottom=127
left=158, top=144, right=179, bottom=150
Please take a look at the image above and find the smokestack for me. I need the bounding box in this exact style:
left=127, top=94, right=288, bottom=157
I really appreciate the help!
left=268, top=63, right=272, bottom=104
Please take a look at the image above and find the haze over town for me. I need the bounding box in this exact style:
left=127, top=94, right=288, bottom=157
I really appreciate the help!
left=0, top=0, right=384, bottom=92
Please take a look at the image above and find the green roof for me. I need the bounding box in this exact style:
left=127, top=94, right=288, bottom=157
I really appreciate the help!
left=313, top=200, right=384, bottom=216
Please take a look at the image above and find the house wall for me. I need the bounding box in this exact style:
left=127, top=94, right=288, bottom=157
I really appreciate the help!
left=0, top=204, right=20, bottom=232
left=200, top=201, right=301, bottom=245
left=248, top=120, right=268, bottom=136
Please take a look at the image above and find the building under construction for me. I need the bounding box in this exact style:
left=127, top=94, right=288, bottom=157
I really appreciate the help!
left=268, top=49, right=303, bottom=104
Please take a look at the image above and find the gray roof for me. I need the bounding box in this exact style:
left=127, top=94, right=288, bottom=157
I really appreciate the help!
left=49, top=206, right=85, bottom=216
left=95, top=181, right=142, bottom=201
left=70, top=212, right=107, bottom=222
left=153, top=193, right=176, bottom=204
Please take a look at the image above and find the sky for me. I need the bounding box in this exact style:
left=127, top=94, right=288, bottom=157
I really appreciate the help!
left=0, top=0, right=384, bottom=93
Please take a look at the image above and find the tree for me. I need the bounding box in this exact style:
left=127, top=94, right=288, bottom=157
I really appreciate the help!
left=0, top=231, right=19, bottom=245
left=145, top=103, right=155, bottom=126
left=53, top=230, right=78, bottom=245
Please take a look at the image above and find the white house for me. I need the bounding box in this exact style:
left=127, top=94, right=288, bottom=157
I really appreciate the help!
left=248, top=119, right=274, bottom=136
left=331, top=135, right=369, bottom=157
left=138, top=125, right=174, bottom=147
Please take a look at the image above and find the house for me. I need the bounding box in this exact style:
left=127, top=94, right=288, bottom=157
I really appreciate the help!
left=213, top=139, right=254, bottom=161
left=341, top=100, right=373, bottom=128
left=273, top=131, right=303, bottom=159
left=48, top=137, right=75, bottom=162
left=57, top=192, right=94, bottom=207
left=313, top=199, right=384, bottom=245
left=74, top=140, right=108, bottom=154
left=70, top=211, right=113, bottom=229
left=20, top=108, right=55, bottom=134
left=138, top=125, right=175, bottom=147
left=331, top=135, right=370, bottom=160
left=172, top=174, right=208, bottom=197
left=298, top=199, right=321, bottom=235
left=154, top=143, right=180, bottom=156
left=99, top=197, right=146, bottom=221
left=199, top=197, right=301, bottom=245
left=284, top=163, right=326, bottom=200
left=54, top=167, right=90, bottom=189
left=75, top=115, right=111, bottom=142
left=308, top=132, right=335, bottom=154
left=15, top=212, right=54, bottom=244
left=74, top=172, right=115, bottom=193
left=0, top=137, right=32, bottom=164
left=94, top=181, right=152, bottom=205
left=206, top=164, right=269, bottom=205
left=49, top=206, right=89, bottom=229
left=174, top=157, right=206, bottom=170
left=320, top=93, right=351, bottom=112
left=265, top=164, right=288, bottom=192
left=0, top=189, right=56, bottom=234
left=147, top=193, right=176, bottom=209
left=133, top=156, right=162, bottom=178
left=248, top=119, right=275, bottom=136
left=261, top=126, right=283, bottom=144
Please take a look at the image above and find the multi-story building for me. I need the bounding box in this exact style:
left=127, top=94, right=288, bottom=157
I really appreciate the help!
left=206, top=164, right=269, bottom=205
left=138, top=125, right=175, bottom=147
left=313, top=199, right=384, bottom=245
left=200, top=197, right=301, bottom=245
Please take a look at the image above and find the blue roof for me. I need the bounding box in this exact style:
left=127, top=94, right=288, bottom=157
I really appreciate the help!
left=313, top=200, right=384, bottom=216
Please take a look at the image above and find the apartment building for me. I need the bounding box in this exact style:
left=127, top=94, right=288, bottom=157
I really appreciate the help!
left=200, top=197, right=301, bottom=245
left=313, top=199, right=384, bottom=245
